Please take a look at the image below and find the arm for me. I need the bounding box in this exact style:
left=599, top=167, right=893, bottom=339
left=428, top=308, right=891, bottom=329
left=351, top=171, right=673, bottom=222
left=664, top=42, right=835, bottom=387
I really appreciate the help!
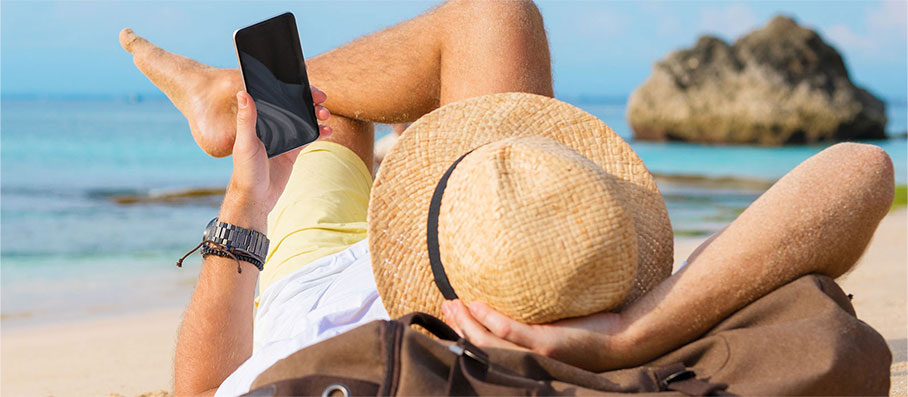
left=446, top=142, right=894, bottom=372
left=612, top=144, right=894, bottom=367
left=174, top=90, right=330, bottom=395
left=173, top=204, right=262, bottom=396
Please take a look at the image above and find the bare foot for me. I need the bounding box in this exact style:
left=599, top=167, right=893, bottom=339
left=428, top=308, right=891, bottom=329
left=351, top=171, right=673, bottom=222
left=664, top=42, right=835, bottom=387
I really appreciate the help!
left=119, top=28, right=240, bottom=157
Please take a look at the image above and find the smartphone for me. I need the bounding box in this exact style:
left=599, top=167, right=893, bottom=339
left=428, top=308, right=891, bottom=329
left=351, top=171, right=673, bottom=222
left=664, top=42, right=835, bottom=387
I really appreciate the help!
left=234, top=12, right=319, bottom=158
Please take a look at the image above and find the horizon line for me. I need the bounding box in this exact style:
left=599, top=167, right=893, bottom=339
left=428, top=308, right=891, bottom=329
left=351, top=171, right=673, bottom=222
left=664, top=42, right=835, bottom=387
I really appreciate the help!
left=3, top=92, right=907, bottom=106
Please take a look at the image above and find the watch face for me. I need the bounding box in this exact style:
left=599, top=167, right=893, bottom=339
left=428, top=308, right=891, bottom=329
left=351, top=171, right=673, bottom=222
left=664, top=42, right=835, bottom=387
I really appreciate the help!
left=204, top=217, right=219, bottom=240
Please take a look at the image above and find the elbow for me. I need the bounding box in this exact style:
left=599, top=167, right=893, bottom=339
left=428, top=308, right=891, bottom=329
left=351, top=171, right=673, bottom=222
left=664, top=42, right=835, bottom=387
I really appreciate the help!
left=818, top=143, right=894, bottom=277
left=832, top=142, right=894, bottom=216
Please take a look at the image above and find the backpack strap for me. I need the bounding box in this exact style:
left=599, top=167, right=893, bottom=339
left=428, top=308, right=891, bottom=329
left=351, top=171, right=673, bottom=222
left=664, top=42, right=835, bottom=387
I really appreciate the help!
left=397, top=311, right=461, bottom=341
left=397, top=313, right=554, bottom=395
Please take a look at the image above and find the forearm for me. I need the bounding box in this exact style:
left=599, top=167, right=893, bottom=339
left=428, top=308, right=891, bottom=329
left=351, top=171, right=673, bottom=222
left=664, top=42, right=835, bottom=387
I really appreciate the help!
left=613, top=143, right=894, bottom=367
left=174, top=200, right=264, bottom=396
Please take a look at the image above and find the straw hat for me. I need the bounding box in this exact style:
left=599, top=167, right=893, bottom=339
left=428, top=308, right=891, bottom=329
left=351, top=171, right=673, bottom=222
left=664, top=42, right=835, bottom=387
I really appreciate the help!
left=368, top=93, right=673, bottom=324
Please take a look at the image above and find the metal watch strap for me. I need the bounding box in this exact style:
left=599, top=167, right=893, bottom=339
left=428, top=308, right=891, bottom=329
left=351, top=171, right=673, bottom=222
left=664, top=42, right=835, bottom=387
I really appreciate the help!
left=201, top=217, right=269, bottom=271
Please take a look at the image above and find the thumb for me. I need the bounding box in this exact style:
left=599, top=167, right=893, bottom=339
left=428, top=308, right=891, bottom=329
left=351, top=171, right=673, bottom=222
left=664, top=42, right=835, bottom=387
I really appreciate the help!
left=234, top=91, right=261, bottom=156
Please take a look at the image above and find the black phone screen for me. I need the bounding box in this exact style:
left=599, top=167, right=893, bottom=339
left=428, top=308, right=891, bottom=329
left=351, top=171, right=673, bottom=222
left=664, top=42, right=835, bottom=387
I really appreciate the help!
left=234, top=12, right=319, bottom=158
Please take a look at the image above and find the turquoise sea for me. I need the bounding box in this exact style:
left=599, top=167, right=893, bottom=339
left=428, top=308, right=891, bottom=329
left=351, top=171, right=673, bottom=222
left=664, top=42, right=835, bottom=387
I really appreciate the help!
left=2, top=98, right=906, bottom=324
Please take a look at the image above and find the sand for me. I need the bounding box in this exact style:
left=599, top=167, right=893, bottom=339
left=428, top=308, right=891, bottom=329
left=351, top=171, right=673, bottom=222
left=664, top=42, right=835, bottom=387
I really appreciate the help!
left=1, top=308, right=183, bottom=396
left=2, top=209, right=905, bottom=396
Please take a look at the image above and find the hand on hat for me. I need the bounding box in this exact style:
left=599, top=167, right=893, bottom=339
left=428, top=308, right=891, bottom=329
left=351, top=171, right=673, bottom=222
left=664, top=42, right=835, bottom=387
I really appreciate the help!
left=223, top=88, right=331, bottom=230
left=442, top=300, right=641, bottom=372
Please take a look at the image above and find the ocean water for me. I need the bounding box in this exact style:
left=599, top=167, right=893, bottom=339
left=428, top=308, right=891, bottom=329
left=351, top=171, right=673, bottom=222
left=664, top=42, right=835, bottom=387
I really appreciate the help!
left=2, top=98, right=906, bottom=323
left=1, top=99, right=228, bottom=323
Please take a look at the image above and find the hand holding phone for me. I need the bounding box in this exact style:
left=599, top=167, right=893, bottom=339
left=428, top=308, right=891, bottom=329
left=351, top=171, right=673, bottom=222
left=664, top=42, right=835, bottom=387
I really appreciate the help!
left=223, top=91, right=304, bottom=228
left=234, top=12, right=320, bottom=158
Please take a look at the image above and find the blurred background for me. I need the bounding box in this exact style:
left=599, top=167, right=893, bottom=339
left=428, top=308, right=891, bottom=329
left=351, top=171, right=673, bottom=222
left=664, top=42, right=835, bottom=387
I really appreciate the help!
left=1, top=1, right=906, bottom=326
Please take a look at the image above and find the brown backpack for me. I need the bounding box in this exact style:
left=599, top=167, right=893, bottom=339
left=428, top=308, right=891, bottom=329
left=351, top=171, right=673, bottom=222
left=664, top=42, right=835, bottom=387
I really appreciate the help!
left=243, top=275, right=891, bottom=396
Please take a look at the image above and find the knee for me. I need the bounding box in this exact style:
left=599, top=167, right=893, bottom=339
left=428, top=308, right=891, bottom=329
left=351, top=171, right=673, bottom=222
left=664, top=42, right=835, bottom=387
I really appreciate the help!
left=824, top=142, right=895, bottom=213
left=443, top=0, right=545, bottom=36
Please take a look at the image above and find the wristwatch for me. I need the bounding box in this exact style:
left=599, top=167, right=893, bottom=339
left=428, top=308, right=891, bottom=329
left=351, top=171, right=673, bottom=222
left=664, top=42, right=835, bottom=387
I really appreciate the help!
left=201, top=217, right=269, bottom=271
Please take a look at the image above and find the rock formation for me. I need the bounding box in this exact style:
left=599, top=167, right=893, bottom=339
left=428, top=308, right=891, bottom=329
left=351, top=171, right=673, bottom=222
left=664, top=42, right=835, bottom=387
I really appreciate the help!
left=627, top=15, right=887, bottom=145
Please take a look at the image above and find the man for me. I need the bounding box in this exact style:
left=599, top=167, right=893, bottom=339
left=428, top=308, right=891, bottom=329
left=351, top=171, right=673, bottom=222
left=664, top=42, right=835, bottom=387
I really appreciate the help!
left=120, top=1, right=894, bottom=395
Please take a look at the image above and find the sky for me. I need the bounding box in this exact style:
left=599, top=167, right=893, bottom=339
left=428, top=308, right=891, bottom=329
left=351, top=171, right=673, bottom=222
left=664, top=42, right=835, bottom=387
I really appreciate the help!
left=2, top=0, right=906, bottom=100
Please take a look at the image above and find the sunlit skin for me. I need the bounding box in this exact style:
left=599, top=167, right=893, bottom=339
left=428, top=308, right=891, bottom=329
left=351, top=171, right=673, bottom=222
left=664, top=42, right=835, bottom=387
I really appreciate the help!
left=119, top=28, right=332, bottom=158
left=120, top=1, right=893, bottom=395
left=442, top=140, right=893, bottom=370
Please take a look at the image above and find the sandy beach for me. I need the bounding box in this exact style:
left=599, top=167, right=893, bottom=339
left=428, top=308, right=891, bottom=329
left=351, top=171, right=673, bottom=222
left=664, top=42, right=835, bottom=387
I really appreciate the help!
left=2, top=209, right=905, bottom=396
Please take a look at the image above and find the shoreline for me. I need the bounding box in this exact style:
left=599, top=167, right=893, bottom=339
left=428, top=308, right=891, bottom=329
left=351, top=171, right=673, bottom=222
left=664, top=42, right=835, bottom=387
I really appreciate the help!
left=1, top=209, right=905, bottom=396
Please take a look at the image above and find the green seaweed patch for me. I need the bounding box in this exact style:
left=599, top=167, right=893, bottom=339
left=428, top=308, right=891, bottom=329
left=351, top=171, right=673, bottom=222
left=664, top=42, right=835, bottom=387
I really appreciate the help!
left=654, top=173, right=775, bottom=191
left=109, top=187, right=225, bottom=206
left=673, top=229, right=711, bottom=237
left=0, top=311, right=35, bottom=321
left=700, top=206, right=748, bottom=222
left=892, top=185, right=907, bottom=210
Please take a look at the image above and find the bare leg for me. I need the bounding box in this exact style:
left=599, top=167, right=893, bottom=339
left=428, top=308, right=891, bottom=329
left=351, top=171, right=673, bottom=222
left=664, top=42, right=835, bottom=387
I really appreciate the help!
left=307, top=0, right=552, bottom=121
left=120, top=28, right=241, bottom=158
left=618, top=142, right=895, bottom=366
left=119, top=0, right=551, bottom=168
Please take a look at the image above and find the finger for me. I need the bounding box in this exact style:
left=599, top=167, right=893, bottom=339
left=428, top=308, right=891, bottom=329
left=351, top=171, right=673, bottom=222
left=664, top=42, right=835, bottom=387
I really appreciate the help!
left=469, top=301, right=543, bottom=351
left=319, top=125, right=333, bottom=139
left=447, top=301, right=524, bottom=351
left=316, top=105, right=331, bottom=121
left=441, top=301, right=464, bottom=337
left=310, top=85, right=327, bottom=104
left=233, top=91, right=262, bottom=158
left=448, top=300, right=495, bottom=345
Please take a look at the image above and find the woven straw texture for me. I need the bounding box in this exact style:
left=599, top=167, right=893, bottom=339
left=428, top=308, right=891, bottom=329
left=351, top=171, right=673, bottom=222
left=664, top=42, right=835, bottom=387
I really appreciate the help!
left=368, top=93, right=673, bottom=323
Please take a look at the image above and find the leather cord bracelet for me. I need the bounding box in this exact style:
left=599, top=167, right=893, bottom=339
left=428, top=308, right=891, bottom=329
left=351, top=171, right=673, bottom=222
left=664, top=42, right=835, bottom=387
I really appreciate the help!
left=177, top=240, right=247, bottom=273
left=175, top=217, right=269, bottom=273
left=201, top=242, right=264, bottom=271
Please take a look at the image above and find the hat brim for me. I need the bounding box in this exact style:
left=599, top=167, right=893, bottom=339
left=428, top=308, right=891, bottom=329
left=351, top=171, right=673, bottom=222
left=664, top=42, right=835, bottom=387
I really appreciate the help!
left=368, top=93, right=673, bottom=321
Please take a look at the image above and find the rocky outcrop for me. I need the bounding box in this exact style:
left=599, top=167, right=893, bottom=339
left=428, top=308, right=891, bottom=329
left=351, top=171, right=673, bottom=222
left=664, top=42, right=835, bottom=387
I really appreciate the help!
left=627, top=16, right=887, bottom=145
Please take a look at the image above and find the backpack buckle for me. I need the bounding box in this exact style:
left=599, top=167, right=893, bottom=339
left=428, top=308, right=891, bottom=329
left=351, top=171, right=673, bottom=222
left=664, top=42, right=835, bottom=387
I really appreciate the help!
left=660, top=369, right=696, bottom=388
left=448, top=339, right=490, bottom=366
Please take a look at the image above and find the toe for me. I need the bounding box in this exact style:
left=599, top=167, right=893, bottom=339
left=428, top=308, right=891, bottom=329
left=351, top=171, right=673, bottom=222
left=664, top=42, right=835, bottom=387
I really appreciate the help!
left=119, top=28, right=143, bottom=52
